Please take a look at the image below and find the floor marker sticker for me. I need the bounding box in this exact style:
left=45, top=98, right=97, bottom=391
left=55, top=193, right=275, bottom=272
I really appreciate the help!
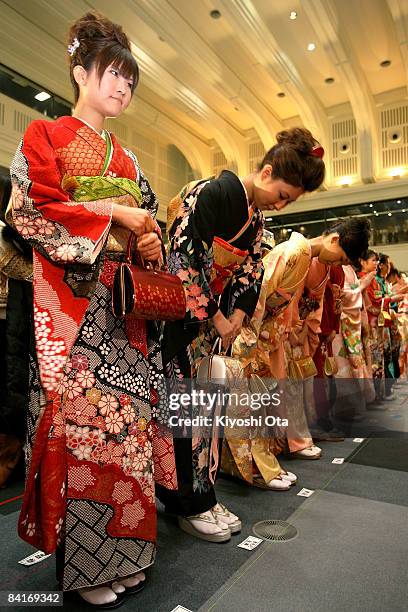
left=18, top=551, right=51, bottom=566
left=237, top=536, right=263, bottom=550
left=297, top=488, right=314, bottom=498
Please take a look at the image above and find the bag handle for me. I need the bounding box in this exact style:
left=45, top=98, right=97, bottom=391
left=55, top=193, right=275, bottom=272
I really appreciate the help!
left=212, top=336, right=234, bottom=357
left=125, top=231, right=167, bottom=269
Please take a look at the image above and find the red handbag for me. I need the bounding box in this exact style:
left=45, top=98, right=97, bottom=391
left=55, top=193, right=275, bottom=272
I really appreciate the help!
left=112, top=233, right=186, bottom=320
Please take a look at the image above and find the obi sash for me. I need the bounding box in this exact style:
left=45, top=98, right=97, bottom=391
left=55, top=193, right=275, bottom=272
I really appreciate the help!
left=210, top=207, right=255, bottom=296
left=62, top=131, right=142, bottom=254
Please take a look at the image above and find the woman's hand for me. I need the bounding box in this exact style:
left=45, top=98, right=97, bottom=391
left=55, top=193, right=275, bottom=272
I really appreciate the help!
left=359, top=270, right=376, bottom=291
left=213, top=310, right=235, bottom=350
left=112, top=205, right=155, bottom=236
left=137, top=232, right=162, bottom=262
left=228, top=309, right=246, bottom=338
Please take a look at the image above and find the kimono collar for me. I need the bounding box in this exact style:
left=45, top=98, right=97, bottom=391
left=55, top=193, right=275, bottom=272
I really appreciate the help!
left=72, top=115, right=107, bottom=140
left=218, top=169, right=254, bottom=221
left=56, top=116, right=109, bottom=157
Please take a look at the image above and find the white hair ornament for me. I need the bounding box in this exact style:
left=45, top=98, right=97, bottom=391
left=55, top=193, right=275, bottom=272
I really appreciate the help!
left=67, top=38, right=80, bottom=56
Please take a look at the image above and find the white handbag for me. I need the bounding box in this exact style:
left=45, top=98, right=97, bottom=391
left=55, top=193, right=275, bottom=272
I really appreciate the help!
left=196, top=338, right=244, bottom=387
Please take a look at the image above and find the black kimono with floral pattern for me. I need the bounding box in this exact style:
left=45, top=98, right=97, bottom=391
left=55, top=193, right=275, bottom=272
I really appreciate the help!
left=157, top=170, right=264, bottom=515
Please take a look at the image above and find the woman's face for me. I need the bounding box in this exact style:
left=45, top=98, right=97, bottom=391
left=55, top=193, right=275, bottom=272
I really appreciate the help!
left=318, top=233, right=350, bottom=266
left=77, top=63, right=134, bottom=118
left=360, top=255, right=377, bottom=273
left=252, top=165, right=304, bottom=211
left=378, top=259, right=390, bottom=277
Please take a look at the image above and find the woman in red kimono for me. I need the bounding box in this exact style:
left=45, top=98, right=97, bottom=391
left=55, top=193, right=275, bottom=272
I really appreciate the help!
left=312, top=265, right=345, bottom=436
left=9, top=12, right=176, bottom=608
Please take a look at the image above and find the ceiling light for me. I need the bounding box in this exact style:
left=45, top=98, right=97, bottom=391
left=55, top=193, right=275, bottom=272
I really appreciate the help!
left=375, top=212, right=379, bottom=216
left=287, top=228, right=292, bottom=232
left=389, top=167, right=405, bottom=178
left=369, top=204, right=373, bottom=207
left=397, top=200, right=401, bottom=204
left=34, top=91, right=51, bottom=101
left=307, top=43, right=316, bottom=52
left=403, top=209, right=406, bottom=213
left=380, top=60, right=391, bottom=68
left=338, top=176, right=351, bottom=187
left=373, top=210, right=377, bottom=214
left=388, top=212, right=392, bottom=216
left=210, top=9, right=221, bottom=19
left=289, top=11, right=297, bottom=20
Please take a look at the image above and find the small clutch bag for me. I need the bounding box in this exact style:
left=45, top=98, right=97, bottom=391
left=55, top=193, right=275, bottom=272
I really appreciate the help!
left=324, top=356, right=338, bottom=377
left=378, top=298, right=392, bottom=328
left=288, top=356, right=318, bottom=380
left=112, top=232, right=186, bottom=321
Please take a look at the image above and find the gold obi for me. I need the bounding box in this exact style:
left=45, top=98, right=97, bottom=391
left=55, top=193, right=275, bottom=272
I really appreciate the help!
left=210, top=236, right=248, bottom=296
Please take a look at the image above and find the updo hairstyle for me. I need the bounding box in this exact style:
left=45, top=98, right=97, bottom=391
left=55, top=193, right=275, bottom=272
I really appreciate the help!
left=260, top=127, right=325, bottom=192
left=67, top=11, right=139, bottom=104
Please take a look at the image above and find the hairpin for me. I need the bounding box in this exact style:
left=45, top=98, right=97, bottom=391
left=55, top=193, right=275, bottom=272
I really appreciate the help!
left=311, top=144, right=324, bottom=159
left=67, top=38, right=80, bottom=56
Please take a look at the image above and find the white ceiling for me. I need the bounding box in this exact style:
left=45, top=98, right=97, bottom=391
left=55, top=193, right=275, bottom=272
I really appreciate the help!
left=1, top=0, right=408, bottom=182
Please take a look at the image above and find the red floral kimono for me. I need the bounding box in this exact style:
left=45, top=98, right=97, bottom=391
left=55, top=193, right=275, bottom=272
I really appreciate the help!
left=9, top=116, right=176, bottom=591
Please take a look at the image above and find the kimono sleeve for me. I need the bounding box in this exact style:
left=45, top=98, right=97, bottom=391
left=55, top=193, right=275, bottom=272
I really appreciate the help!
left=297, top=263, right=329, bottom=357
left=233, top=249, right=285, bottom=361
left=126, top=150, right=158, bottom=220
left=364, top=278, right=389, bottom=315
left=167, top=180, right=220, bottom=323
left=9, top=120, right=127, bottom=266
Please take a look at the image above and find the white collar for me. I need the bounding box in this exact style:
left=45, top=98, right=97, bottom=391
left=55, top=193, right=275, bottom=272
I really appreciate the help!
left=73, top=115, right=106, bottom=140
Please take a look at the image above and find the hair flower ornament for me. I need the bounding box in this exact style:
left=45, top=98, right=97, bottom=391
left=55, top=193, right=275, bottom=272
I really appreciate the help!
left=311, top=144, right=324, bottom=159
left=67, top=38, right=80, bottom=56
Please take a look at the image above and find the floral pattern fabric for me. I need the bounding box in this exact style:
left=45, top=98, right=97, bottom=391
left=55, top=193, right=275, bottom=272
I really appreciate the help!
left=163, top=170, right=264, bottom=497
left=10, top=116, right=176, bottom=591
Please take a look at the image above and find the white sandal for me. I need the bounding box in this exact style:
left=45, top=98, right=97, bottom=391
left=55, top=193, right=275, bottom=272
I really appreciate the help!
left=254, top=475, right=291, bottom=491
left=280, top=470, right=298, bottom=485
left=178, top=510, right=231, bottom=542
left=211, top=502, right=242, bottom=533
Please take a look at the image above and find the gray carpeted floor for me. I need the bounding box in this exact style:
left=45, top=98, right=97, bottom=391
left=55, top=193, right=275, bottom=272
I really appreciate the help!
left=1, top=388, right=407, bottom=611
left=198, top=490, right=408, bottom=612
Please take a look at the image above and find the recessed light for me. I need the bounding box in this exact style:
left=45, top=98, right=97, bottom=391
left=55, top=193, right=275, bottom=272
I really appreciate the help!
left=210, top=9, right=221, bottom=19
left=307, top=43, right=316, bottom=51
left=380, top=60, right=391, bottom=68
left=325, top=77, right=335, bottom=84
left=277, top=92, right=286, bottom=98
left=397, top=200, right=401, bottom=204
left=373, top=210, right=377, bottom=213
left=34, top=91, right=51, bottom=101
left=369, top=204, right=373, bottom=207
left=388, top=212, right=392, bottom=216
left=338, top=176, right=351, bottom=187
left=289, top=11, right=297, bottom=20
left=390, top=167, right=404, bottom=178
